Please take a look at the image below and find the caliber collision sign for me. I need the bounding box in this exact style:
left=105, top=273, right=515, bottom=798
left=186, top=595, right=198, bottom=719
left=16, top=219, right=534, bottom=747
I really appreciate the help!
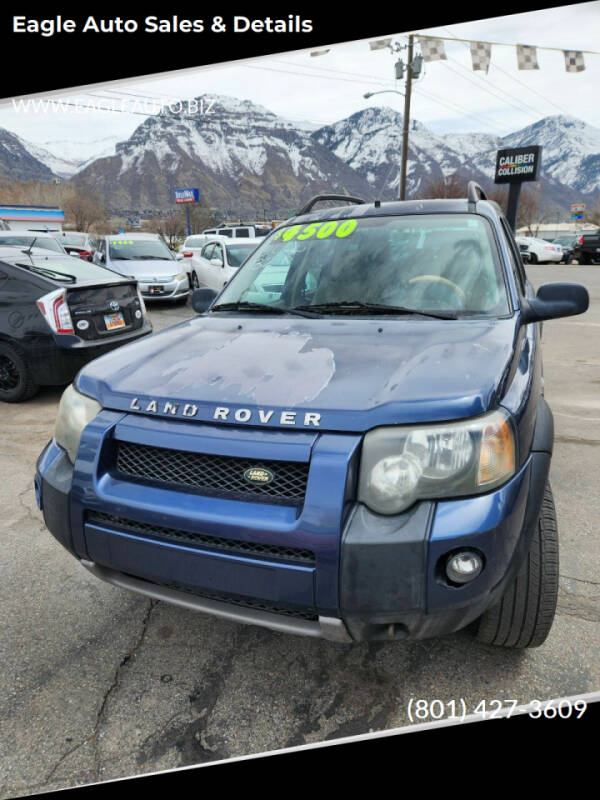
left=495, top=146, right=542, bottom=184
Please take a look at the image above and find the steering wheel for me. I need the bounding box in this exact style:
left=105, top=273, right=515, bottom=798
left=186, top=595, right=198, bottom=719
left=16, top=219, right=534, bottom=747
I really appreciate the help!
left=408, top=275, right=467, bottom=306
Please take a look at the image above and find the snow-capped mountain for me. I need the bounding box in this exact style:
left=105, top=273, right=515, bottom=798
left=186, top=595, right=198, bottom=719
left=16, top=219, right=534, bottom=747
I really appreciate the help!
left=16, top=135, right=119, bottom=178
left=72, top=95, right=370, bottom=213
left=500, top=115, right=600, bottom=194
left=314, top=108, right=600, bottom=206
left=0, top=128, right=56, bottom=182
left=313, top=107, right=492, bottom=196
left=2, top=96, right=599, bottom=215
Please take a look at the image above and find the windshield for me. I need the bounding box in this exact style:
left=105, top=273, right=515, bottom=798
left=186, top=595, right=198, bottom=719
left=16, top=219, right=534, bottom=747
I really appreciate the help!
left=0, top=235, right=64, bottom=254
left=56, top=233, right=86, bottom=247
left=108, top=238, right=173, bottom=261
left=226, top=243, right=258, bottom=268
left=216, top=214, right=510, bottom=316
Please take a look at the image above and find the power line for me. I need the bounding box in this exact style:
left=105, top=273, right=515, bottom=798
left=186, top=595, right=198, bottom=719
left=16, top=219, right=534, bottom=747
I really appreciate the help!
left=436, top=58, right=548, bottom=123
left=440, top=26, right=574, bottom=117
left=244, top=61, right=507, bottom=133
left=242, top=63, right=395, bottom=89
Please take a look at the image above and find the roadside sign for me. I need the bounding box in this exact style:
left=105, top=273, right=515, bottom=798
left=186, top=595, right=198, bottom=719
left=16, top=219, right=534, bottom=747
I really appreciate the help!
left=174, top=188, right=199, bottom=204
left=495, top=145, right=542, bottom=232
left=495, top=146, right=542, bottom=184
left=571, top=203, right=585, bottom=221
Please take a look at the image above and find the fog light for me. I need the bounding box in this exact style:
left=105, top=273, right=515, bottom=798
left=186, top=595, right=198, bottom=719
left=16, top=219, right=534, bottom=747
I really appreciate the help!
left=445, top=551, right=483, bottom=584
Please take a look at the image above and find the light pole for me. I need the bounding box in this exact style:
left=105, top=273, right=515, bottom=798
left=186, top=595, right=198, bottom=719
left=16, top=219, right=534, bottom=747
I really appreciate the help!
left=363, top=89, right=404, bottom=200
left=364, top=34, right=421, bottom=201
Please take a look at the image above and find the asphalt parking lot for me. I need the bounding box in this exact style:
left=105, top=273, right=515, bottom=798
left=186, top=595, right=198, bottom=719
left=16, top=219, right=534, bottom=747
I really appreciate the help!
left=1, top=265, right=599, bottom=796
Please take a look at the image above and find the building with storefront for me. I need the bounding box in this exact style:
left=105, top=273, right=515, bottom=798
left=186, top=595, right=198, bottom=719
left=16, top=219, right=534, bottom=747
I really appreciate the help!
left=0, top=204, right=64, bottom=232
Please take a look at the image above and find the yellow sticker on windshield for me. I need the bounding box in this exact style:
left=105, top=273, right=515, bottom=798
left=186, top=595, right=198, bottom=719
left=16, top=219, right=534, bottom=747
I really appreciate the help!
left=274, top=219, right=358, bottom=242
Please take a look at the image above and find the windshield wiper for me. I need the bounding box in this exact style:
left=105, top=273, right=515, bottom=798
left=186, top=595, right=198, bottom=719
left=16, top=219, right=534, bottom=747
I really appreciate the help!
left=18, top=263, right=76, bottom=283
left=210, top=301, right=319, bottom=318
left=293, top=301, right=459, bottom=319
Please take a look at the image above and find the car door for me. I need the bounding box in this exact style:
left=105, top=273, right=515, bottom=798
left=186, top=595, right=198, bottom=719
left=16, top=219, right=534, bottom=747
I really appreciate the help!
left=194, top=243, right=216, bottom=288
left=205, top=242, right=226, bottom=290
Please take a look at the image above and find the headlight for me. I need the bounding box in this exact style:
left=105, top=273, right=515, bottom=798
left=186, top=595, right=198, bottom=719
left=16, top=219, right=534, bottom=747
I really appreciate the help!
left=358, top=409, right=516, bottom=515
left=54, top=384, right=102, bottom=463
left=174, top=271, right=187, bottom=281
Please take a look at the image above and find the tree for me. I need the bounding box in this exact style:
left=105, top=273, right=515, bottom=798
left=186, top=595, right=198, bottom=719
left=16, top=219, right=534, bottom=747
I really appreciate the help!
left=416, top=172, right=467, bottom=199
left=586, top=198, right=600, bottom=226
left=141, top=213, right=186, bottom=247
left=63, top=190, right=107, bottom=232
left=188, top=202, right=218, bottom=234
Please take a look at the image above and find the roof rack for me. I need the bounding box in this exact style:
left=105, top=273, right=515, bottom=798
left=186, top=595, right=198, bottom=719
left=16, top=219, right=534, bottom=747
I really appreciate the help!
left=467, top=181, right=488, bottom=210
left=297, top=194, right=365, bottom=216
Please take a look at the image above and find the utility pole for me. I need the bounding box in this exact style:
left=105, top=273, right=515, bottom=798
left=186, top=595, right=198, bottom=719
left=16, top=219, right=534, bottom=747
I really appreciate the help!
left=399, top=34, right=414, bottom=201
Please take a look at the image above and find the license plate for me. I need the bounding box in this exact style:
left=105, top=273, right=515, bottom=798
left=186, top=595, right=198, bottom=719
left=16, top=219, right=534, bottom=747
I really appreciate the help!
left=148, top=285, right=164, bottom=294
left=104, top=312, right=125, bottom=331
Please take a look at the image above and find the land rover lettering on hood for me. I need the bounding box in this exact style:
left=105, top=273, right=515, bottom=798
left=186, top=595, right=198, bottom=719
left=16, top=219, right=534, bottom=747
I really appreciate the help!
left=36, top=185, right=589, bottom=647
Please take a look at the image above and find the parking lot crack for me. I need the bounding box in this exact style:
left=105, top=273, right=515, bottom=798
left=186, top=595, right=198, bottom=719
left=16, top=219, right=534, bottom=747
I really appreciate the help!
left=91, top=599, right=156, bottom=780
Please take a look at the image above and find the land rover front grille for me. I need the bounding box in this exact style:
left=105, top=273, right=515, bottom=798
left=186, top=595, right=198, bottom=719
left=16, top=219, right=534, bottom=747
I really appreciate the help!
left=115, top=441, right=309, bottom=505
left=87, top=511, right=315, bottom=565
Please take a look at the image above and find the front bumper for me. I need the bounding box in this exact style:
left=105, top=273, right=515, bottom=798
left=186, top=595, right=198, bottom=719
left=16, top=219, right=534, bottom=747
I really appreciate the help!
left=139, top=275, right=189, bottom=300
left=36, top=417, right=551, bottom=643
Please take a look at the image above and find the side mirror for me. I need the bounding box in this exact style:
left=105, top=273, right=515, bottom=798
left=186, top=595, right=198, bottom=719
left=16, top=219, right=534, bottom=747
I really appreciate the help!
left=521, top=282, right=589, bottom=324
left=192, top=287, right=217, bottom=313
left=210, top=258, right=224, bottom=268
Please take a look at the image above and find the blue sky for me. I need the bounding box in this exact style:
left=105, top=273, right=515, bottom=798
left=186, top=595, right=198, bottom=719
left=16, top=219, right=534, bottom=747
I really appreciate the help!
left=1, top=3, right=599, bottom=147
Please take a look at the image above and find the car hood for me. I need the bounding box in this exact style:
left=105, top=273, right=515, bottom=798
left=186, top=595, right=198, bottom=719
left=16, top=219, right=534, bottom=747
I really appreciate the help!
left=110, top=259, right=179, bottom=279
left=77, top=315, right=520, bottom=433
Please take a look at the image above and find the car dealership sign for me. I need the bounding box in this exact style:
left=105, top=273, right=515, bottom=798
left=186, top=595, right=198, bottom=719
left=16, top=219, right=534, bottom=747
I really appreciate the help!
left=174, top=188, right=199, bottom=204
left=494, top=146, right=542, bottom=184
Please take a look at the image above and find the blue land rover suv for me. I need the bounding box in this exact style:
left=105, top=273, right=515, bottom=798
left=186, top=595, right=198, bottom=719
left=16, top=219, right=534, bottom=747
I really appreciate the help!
left=35, top=184, right=589, bottom=646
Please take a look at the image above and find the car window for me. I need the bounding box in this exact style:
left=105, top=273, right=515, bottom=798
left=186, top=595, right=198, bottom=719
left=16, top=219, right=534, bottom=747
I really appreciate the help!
left=201, top=244, right=214, bottom=259
left=217, top=229, right=233, bottom=238
left=108, top=238, right=174, bottom=261
left=211, top=245, right=224, bottom=265
left=217, top=214, right=511, bottom=317
left=235, top=229, right=250, bottom=238
left=186, top=237, right=206, bottom=248
left=226, top=244, right=258, bottom=268
left=0, top=235, right=64, bottom=254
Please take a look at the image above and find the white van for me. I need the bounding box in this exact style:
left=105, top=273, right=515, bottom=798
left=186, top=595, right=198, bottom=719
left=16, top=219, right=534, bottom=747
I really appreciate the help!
left=201, top=224, right=271, bottom=239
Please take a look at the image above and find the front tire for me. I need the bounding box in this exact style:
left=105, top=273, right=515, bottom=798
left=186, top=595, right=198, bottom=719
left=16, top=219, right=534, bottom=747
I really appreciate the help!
left=190, top=271, right=200, bottom=289
left=475, top=482, right=559, bottom=648
left=528, top=252, right=538, bottom=264
left=0, top=342, right=39, bottom=403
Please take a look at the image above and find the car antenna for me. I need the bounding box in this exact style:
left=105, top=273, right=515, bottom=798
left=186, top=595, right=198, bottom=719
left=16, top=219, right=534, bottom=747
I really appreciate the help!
left=23, top=236, right=38, bottom=256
